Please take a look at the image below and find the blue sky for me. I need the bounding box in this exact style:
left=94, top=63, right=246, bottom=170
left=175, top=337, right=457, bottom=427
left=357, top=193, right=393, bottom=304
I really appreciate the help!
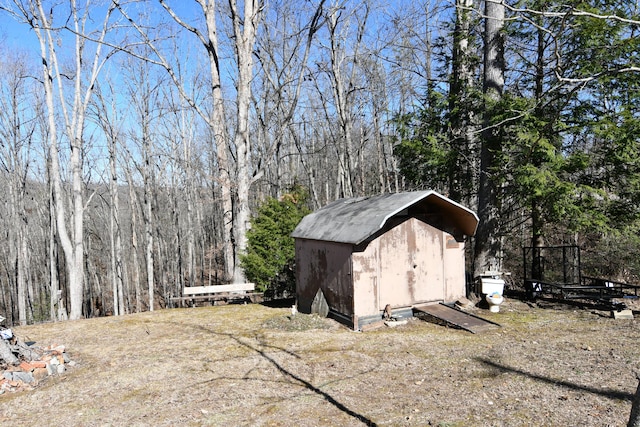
left=0, top=13, right=37, bottom=52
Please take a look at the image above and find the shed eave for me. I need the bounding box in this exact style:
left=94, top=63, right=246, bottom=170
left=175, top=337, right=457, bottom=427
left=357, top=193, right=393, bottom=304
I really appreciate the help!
left=376, top=191, right=479, bottom=238
left=291, top=190, right=479, bottom=244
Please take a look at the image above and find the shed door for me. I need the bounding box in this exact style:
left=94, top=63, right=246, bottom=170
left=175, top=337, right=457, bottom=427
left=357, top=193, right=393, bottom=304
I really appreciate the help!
left=377, top=218, right=444, bottom=308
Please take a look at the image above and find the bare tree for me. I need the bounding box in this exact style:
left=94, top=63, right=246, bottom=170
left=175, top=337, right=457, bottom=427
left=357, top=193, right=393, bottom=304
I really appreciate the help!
left=325, top=1, right=371, bottom=198
left=120, top=53, right=164, bottom=311
left=0, top=50, right=36, bottom=324
left=252, top=0, right=326, bottom=199
left=117, top=0, right=264, bottom=283
left=2, top=0, right=118, bottom=319
left=159, top=0, right=264, bottom=284
left=154, top=75, right=210, bottom=294
left=92, top=83, right=126, bottom=316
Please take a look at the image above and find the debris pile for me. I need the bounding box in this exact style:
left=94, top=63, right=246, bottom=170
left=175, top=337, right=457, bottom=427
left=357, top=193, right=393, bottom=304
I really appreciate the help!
left=0, top=326, right=74, bottom=394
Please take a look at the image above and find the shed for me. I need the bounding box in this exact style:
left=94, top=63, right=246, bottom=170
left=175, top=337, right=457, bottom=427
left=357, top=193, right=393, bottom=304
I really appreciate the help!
left=291, top=190, right=479, bottom=330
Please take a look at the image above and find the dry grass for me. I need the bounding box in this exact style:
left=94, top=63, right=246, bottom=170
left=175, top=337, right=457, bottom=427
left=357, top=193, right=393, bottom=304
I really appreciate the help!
left=1, top=298, right=639, bottom=426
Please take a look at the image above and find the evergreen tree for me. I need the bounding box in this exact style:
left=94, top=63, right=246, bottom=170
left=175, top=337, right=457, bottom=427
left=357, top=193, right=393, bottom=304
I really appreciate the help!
left=241, top=186, right=311, bottom=298
left=393, top=0, right=483, bottom=200
left=393, top=90, right=451, bottom=193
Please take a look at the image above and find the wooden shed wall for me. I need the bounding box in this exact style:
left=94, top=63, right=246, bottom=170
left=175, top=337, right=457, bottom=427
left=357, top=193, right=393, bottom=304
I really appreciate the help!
left=443, top=235, right=467, bottom=301
left=295, top=239, right=354, bottom=318
left=352, top=218, right=466, bottom=323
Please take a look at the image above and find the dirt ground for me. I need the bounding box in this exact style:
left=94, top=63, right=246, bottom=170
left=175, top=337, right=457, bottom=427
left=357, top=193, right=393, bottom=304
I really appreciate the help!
left=1, top=297, right=638, bottom=426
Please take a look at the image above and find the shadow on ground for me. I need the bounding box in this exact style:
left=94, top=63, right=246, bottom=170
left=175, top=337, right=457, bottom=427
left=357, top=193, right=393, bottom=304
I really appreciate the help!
left=477, top=357, right=634, bottom=402
left=172, top=320, right=378, bottom=426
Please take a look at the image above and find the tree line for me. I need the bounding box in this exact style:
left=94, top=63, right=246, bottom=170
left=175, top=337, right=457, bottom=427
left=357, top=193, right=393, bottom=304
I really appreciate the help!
left=0, top=0, right=638, bottom=325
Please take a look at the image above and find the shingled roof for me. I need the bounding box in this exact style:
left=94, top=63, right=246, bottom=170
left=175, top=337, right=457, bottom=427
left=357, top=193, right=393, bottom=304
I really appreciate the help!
left=291, top=190, right=478, bottom=245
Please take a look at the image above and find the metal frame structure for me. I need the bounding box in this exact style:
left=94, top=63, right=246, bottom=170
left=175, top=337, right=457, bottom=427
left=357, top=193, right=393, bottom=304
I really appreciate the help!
left=522, top=245, right=639, bottom=304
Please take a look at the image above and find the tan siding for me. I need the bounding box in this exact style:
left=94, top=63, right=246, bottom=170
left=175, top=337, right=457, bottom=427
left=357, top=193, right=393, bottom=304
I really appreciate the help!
left=352, top=240, right=379, bottom=316
left=377, top=218, right=445, bottom=308
left=296, top=217, right=469, bottom=328
left=443, top=234, right=467, bottom=301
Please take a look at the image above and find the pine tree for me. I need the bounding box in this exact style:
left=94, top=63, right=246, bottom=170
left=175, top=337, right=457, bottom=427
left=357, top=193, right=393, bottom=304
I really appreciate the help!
left=241, top=186, right=311, bottom=298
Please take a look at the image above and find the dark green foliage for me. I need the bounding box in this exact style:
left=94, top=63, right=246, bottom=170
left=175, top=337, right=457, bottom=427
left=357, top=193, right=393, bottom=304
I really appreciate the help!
left=393, top=90, right=451, bottom=191
left=241, top=186, right=311, bottom=298
left=582, top=225, right=640, bottom=283
left=395, top=0, right=640, bottom=282
left=393, top=87, right=483, bottom=203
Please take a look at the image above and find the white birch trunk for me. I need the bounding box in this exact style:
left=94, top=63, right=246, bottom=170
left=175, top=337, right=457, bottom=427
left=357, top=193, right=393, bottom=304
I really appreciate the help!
left=229, top=0, right=261, bottom=283
left=108, top=129, right=125, bottom=315
left=31, top=0, right=115, bottom=320
left=17, top=229, right=27, bottom=325
left=125, top=165, right=143, bottom=313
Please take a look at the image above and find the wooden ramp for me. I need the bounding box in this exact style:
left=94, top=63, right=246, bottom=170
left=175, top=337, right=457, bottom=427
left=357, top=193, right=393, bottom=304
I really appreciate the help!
left=413, top=303, right=500, bottom=334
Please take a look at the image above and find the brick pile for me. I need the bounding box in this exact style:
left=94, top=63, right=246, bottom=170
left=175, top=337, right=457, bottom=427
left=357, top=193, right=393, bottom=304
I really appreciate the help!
left=0, top=342, right=75, bottom=394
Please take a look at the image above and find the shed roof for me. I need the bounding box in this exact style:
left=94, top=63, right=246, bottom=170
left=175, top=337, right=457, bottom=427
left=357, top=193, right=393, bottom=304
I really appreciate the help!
left=291, top=190, right=479, bottom=245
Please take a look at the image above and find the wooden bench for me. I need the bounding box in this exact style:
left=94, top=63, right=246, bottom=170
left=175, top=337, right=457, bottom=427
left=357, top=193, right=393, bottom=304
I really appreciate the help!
left=170, top=283, right=263, bottom=307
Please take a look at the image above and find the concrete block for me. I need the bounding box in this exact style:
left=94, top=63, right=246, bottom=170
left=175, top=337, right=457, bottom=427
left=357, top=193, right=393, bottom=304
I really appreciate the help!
left=612, top=309, right=634, bottom=319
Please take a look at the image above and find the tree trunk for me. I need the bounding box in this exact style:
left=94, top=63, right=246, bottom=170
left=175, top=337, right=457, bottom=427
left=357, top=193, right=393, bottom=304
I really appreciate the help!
left=474, top=0, right=505, bottom=277
left=327, top=7, right=357, bottom=199
left=184, top=128, right=196, bottom=289
left=230, top=0, right=260, bottom=283
left=17, top=230, right=28, bottom=325
left=144, top=152, right=155, bottom=311
left=474, top=0, right=505, bottom=276
left=199, top=1, right=235, bottom=283
left=531, top=17, right=545, bottom=255
left=118, top=156, right=143, bottom=313
left=36, top=16, right=83, bottom=319
left=449, top=0, right=476, bottom=205
left=31, top=0, right=115, bottom=320
left=530, top=16, right=546, bottom=279
left=108, top=126, right=125, bottom=316
left=48, top=183, right=66, bottom=321
left=127, top=168, right=143, bottom=313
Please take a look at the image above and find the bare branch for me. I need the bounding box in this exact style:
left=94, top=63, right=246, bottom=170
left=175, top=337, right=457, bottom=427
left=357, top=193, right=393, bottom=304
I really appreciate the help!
left=504, top=3, right=640, bottom=26
left=112, top=1, right=213, bottom=128
left=158, top=0, right=208, bottom=47
left=555, top=66, right=640, bottom=84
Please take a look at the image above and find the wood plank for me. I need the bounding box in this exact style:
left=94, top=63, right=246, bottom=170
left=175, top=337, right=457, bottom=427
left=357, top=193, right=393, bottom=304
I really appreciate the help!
left=183, top=283, right=255, bottom=295
left=413, top=303, right=500, bottom=334
left=170, top=292, right=263, bottom=301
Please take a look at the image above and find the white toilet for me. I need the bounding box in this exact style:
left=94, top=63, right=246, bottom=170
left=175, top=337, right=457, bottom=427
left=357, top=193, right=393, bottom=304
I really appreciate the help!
left=478, top=272, right=505, bottom=313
